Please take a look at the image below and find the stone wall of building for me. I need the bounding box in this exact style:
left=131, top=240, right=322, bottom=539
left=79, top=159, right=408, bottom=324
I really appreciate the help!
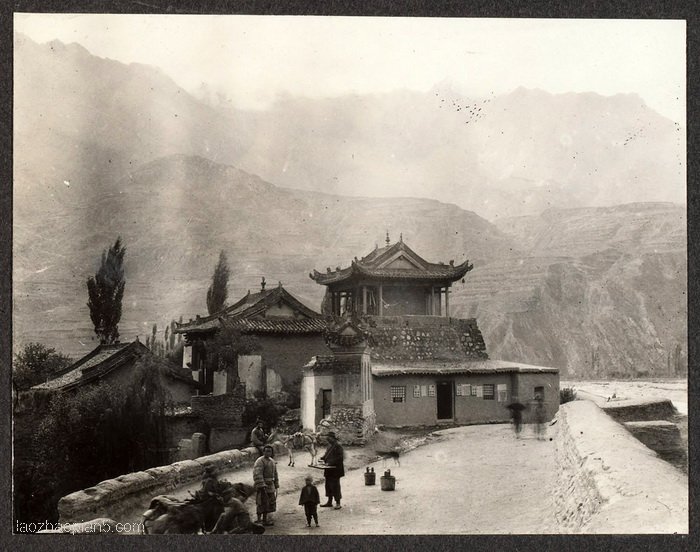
left=368, top=316, right=488, bottom=361
left=317, top=405, right=370, bottom=446
left=190, top=385, right=248, bottom=451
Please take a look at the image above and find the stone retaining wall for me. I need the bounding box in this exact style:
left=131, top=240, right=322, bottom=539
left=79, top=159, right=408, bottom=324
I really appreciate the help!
left=57, top=442, right=287, bottom=523
left=601, top=398, right=677, bottom=423
left=554, top=400, right=687, bottom=533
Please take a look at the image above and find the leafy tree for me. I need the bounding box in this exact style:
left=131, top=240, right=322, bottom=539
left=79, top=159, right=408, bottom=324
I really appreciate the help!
left=12, top=342, right=72, bottom=391
left=206, top=324, right=259, bottom=373
left=206, top=250, right=230, bottom=315
left=25, top=354, right=172, bottom=523
left=86, top=238, right=126, bottom=344
left=166, top=341, right=185, bottom=368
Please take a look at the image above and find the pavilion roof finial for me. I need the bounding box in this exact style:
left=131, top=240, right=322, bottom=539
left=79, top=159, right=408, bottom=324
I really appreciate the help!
left=399, top=232, right=403, bottom=243
left=385, top=230, right=390, bottom=245
left=261, top=276, right=266, bottom=291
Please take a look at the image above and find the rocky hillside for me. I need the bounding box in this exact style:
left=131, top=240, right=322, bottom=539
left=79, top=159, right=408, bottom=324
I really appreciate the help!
left=453, top=203, right=687, bottom=377
left=13, top=154, right=515, bottom=358
left=13, top=34, right=687, bottom=377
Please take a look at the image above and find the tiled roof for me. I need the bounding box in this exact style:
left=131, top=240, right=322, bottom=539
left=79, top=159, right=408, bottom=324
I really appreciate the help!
left=371, top=359, right=559, bottom=377
left=353, top=262, right=472, bottom=280
left=33, top=343, right=133, bottom=390
left=175, top=285, right=324, bottom=335
left=226, top=318, right=328, bottom=334
left=31, top=341, right=201, bottom=391
left=310, top=240, right=472, bottom=285
left=177, top=316, right=327, bottom=335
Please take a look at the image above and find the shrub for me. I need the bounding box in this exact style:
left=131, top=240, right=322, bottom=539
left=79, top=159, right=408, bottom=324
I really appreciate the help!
left=560, top=387, right=577, bottom=404
left=242, top=391, right=289, bottom=430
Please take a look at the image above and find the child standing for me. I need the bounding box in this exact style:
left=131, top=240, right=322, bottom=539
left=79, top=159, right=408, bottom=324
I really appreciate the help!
left=298, top=475, right=320, bottom=527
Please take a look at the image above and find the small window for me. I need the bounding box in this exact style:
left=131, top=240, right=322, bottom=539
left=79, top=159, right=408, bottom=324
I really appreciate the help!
left=534, top=386, right=544, bottom=400
left=470, top=385, right=477, bottom=396
left=391, top=386, right=406, bottom=403
left=482, top=384, right=495, bottom=400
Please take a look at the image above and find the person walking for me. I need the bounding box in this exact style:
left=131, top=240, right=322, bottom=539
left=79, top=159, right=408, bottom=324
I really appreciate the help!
left=298, top=475, right=320, bottom=527
left=534, top=395, right=547, bottom=440
left=252, top=445, right=279, bottom=526
left=506, top=398, right=526, bottom=438
left=319, top=432, right=345, bottom=509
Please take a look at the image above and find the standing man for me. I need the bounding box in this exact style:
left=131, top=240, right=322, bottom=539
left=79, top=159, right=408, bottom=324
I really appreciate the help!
left=319, top=432, right=345, bottom=510
left=252, top=445, right=279, bottom=526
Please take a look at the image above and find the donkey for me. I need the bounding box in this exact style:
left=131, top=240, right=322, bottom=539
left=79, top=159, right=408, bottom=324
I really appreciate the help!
left=268, top=428, right=319, bottom=467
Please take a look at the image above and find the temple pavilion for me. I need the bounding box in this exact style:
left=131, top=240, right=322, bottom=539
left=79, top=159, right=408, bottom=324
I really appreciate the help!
left=309, top=234, right=473, bottom=317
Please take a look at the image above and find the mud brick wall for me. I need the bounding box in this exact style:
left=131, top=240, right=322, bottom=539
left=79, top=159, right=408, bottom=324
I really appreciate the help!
left=369, top=317, right=488, bottom=361
left=601, top=398, right=677, bottom=423
left=190, top=385, right=246, bottom=428
left=623, top=420, right=687, bottom=470
left=554, top=400, right=687, bottom=533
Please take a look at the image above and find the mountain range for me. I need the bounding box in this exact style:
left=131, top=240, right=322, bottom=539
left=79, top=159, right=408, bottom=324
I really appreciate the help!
left=13, top=33, right=687, bottom=377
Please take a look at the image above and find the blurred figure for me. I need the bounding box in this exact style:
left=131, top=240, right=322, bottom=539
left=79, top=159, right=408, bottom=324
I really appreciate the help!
left=506, top=398, right=526, bottom=438
left=534, top=395, right=547, bottom=440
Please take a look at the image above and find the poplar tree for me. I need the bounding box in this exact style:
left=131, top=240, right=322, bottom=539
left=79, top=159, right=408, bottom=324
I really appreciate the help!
left=86, top=238, right=126, bottom=344
left=206, top=250, right=230, bottom=315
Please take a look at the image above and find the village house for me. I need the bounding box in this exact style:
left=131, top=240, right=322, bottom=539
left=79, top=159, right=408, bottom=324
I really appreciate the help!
left=29, top=339, right=198, bottom=402
left=174, top=282, right=327, bottom=400
left=301, top=237, right=560, bottom=442
left=25, top=339, right=204, bottom=462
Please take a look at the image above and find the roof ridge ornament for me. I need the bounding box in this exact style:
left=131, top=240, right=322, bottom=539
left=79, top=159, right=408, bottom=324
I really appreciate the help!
left=385, top=230, right=390, bottom=245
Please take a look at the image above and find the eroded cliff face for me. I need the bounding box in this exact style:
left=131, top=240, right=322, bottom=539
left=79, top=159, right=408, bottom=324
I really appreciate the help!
left=454, top=205, right=687, bottom=378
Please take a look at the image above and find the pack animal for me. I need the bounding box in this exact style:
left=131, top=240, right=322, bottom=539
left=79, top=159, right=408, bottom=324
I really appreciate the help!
left=142, top=494, right=221, bottom=534
left=142, top=482, right=254, bottom=534
left=269, top=429, right=319, bottom=467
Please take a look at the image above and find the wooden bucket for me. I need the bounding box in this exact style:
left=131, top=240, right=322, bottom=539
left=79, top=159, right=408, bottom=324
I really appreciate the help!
left=380, top=475, right=396, bottom=491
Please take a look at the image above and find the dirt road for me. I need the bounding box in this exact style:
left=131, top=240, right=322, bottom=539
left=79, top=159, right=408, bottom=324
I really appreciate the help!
left=263, top=424, right=558, bottom=535
left=126, top=423, right=558, bottom=534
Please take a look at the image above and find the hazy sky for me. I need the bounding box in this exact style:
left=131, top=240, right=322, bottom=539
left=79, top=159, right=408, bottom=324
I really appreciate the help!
left=15, top=14, right=686, bottom=121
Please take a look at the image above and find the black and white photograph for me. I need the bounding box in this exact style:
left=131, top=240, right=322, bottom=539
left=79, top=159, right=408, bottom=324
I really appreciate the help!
left=11, top=13, right=687, bottom=536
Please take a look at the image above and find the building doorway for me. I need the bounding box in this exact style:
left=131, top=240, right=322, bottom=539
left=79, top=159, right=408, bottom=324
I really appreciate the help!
left=321, top=389, right=332, bottom=418
left=436, top=381, right=453, bottom=420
